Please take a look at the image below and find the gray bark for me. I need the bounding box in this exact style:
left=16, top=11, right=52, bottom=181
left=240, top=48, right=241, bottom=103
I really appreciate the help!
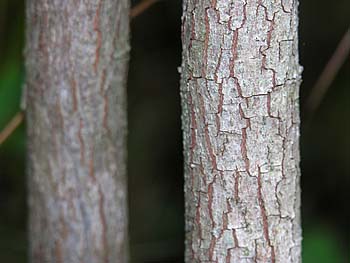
left=25, top=0, right=130, bottom=262
left=180, top=0, right=303, bottom=262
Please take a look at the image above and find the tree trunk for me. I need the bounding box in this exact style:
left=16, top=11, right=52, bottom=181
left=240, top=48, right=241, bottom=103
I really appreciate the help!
left=25, top=1, right=130, bottom=262
left=180, top=0, right=303, bottom=262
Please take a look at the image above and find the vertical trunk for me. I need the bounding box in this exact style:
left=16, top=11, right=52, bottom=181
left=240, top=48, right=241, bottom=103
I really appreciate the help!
left=25, top=0, right=130, bottom=262
left=180, top=0, right=302, bottom=262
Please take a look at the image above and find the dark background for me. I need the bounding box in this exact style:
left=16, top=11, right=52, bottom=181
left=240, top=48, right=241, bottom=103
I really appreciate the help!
left=0, top=0, right=349, bottom=262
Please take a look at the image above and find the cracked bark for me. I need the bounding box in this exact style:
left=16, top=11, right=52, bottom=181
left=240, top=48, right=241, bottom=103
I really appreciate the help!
left=180, top=0, right=302, bottom=262
left=25, top=0, right=130, bottom=262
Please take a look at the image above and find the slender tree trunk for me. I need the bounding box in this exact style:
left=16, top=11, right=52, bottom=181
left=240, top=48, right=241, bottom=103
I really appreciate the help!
left=25, top=0, right=130, bottom=262
left=180, top=0, right=303, bottom=262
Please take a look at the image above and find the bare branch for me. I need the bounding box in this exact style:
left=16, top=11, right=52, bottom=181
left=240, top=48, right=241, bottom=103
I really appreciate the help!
left=305, top=28, right=350, bottom=117
left=130, top=0, right=158, bottom=19
left=0, top=112, right=24, bottom=145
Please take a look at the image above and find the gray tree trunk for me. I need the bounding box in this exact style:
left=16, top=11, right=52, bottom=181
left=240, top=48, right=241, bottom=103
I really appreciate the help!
left=25, top=0, right=130, bottom=262
left=180, top=0, right=303, bottom=262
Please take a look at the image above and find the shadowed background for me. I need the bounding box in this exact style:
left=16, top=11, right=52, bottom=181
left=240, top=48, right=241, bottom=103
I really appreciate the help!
left=0, top=0, right=349, bottom=262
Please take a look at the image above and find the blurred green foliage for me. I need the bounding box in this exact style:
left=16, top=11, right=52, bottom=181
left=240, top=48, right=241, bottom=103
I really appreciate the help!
left=303, top=226, right=347, bottom=263
left=0, top=0, right=349, bottom=262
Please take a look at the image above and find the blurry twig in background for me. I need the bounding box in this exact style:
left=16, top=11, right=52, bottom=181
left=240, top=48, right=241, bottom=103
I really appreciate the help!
left=130, top=0, right=158, bottom=18
left=0, top=112, right=24, bottom=145
left=305, top=28, right=350, bottom=118
left=0, top=0, right=159, bottom=146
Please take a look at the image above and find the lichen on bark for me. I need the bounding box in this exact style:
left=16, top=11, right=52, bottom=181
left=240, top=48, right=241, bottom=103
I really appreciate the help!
left=180, top=0, right=303, bottom=262
left=25, top=0, right=130, bottom=262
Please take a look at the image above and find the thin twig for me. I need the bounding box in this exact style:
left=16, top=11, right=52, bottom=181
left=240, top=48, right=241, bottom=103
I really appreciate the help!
left=0, top=112, right=24, bottom=145
left=130, top=0, right=158, bottom=19
left=0, top=0, right=158, bottom=146
left=305, top=28, right=350, bottom=117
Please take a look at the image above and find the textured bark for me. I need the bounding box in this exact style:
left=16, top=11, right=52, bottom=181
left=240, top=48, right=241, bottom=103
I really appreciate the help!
left=180, top=0, right=302, bottom=262
left=25, top=0, right=130, bottom=262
